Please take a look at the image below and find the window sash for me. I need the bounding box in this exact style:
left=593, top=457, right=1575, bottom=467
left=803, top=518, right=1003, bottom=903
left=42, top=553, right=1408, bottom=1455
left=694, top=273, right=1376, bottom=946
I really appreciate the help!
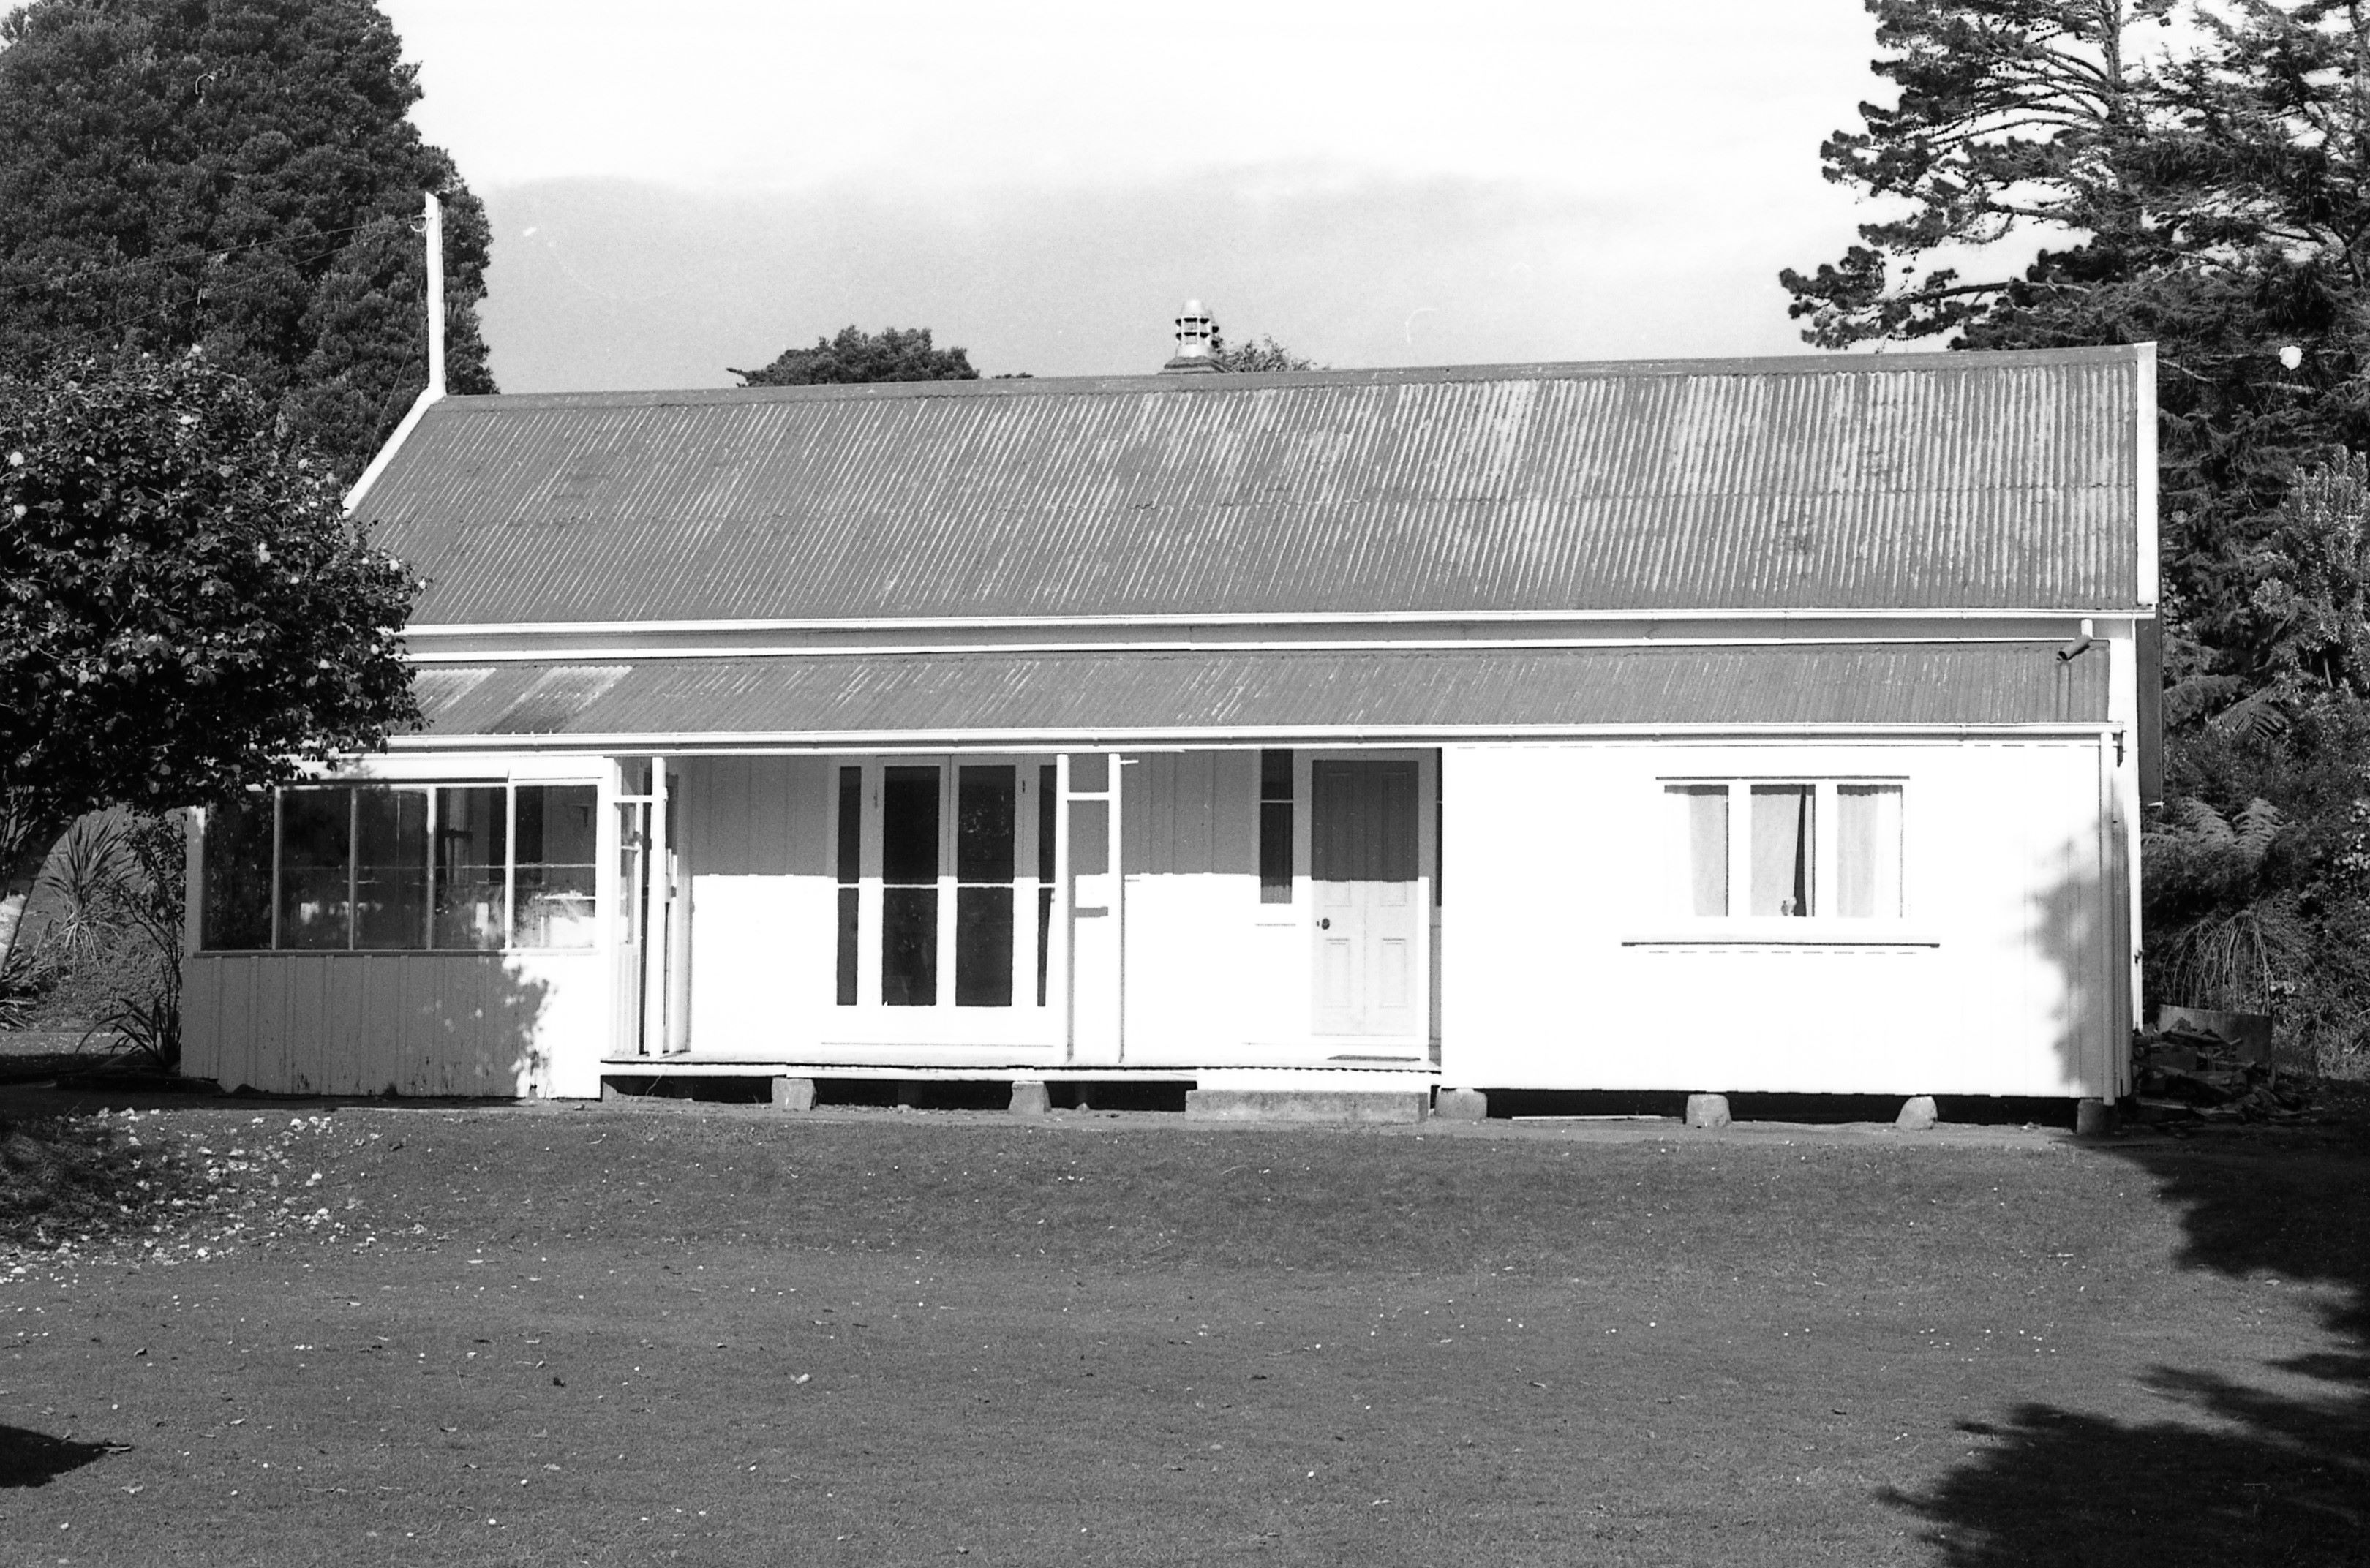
left=200, top=782, right=600, bottom=953
left=1668, top=780, right=1904, bottom=922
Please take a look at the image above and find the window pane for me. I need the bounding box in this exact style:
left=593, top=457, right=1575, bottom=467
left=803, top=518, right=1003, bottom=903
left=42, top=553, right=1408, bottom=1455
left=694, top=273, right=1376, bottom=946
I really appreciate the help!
left=1035, top=885, right=1055, bottom=1008
left=277, top=788, right=351, bottom=950
left=200, top=794, right=274, bottom=950
left=1069, top=799, right=1108, bottom=878
left=835, top=767, right=862, bottom=1006
left=1260, top=747, right=1293, bottom=801
left=881, top=888, right=938, bottom=1005
left=1750, top=785, right=1813, bottom=918
left=835, top=766, right=862, bottom=885
left=956, top=886, right=1015, bottom=1006
left=1036, top=764, right=1057, bottom=883
left=433, top=786, right=506, bottom=950
left=1837, top=785, right=1903, bottom=918
left=956, top=766, right=1015, bottom=883
left=1069, top=752, right=1108, bottom=793
left=515, top=785, right=598, bottom=948
left=1671, top=786, right=1727, bottom=917
left=881, top=766, right=940, bottom=885
left=835, top=886, right=859, bottom=1006
left=353, top=788, right=429, bottom=950
left=1259, top=801, right=1293, bottom=904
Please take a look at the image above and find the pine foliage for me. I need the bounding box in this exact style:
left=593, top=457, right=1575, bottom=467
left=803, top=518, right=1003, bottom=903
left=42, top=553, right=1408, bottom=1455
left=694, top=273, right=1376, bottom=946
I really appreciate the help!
left=0, top=0, right=498, bottom=480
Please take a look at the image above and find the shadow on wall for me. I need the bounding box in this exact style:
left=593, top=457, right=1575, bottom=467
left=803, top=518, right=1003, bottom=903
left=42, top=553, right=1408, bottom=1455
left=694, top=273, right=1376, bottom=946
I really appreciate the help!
left=2030, top=827, right=2110, bottom=1100
left=1886, top=837, right=2370, bottom=1564
left=198, top=955, right=557, bottom=1101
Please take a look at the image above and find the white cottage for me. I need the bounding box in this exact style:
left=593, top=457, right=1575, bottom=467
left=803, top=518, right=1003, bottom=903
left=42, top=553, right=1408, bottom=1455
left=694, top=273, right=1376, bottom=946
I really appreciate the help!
left=180, top=338, right=2156, bottom=1118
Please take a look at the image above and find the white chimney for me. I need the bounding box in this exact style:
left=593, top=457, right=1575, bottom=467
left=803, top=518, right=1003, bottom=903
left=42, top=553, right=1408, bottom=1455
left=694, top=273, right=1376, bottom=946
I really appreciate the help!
left=1162, top=298, right=1219, bottom=373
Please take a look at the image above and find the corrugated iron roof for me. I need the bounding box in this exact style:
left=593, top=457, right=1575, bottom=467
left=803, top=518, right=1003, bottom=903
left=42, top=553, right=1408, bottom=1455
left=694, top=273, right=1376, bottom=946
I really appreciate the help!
left=403, top=643, right=2107, bottom=742
left=356, top=348, right=2145, bottom=625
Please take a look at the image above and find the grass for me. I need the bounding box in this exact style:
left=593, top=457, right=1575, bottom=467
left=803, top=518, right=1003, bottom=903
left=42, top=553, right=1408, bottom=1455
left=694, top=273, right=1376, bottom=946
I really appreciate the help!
left=0, top=1102, right=2365, bottom=1566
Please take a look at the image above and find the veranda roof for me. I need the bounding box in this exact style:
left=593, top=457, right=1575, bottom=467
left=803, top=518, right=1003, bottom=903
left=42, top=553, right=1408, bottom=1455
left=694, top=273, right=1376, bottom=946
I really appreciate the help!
left=401, top=642, right=2109, bottom=747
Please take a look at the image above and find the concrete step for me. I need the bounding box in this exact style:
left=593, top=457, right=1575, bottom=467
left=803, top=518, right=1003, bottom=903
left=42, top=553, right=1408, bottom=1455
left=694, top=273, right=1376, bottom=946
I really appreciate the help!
left=1184, top=1089, right=1429, bottom=1123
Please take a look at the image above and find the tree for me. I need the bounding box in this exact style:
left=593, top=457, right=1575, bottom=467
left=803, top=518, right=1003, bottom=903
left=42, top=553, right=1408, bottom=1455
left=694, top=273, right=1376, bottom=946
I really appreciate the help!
left=0, top=353, right=420, bottom=972
left=0, top=0, right=497, bottom=480
left=731, top=326, right=979, bottom=386
left=1211, top=333, right=1320, bottom=373
left=1780, top=1, right=2370, bottom=643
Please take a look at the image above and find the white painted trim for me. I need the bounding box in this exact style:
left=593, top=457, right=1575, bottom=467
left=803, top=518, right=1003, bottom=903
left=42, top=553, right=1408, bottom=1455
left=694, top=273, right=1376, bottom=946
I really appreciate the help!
left=402, top=605, right=2157, bottom=641
left=343, top=382, right=443, bottom=515
left=402, top=626, right=2144, bottom=665
left=383, top=723, right=2120, bottom=755
left=2136, top=340, right=2159, bottom=608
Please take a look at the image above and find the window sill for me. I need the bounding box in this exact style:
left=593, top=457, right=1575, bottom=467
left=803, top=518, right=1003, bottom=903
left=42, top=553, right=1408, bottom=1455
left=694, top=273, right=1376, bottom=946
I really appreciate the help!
left=1622, top=925, right=1939, bottom=949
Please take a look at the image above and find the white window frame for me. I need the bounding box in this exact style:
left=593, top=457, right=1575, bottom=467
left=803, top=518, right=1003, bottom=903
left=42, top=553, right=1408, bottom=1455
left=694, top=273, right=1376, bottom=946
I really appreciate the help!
left=828, top=755, right=1053, bottom=1013
left=1630, top=776, right=1933, bottom=949
left=199, top=778, right=605, bottom=955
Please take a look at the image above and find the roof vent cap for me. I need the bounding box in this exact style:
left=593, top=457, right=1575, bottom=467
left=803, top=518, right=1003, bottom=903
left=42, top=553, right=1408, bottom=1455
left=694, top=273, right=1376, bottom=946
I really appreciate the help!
left=1163, top=298, right=1219, bottom=374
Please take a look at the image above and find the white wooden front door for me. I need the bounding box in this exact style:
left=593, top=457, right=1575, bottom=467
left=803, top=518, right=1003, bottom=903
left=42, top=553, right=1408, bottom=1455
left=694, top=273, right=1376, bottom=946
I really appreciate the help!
left=1311, top=760, right=1422, bottom=1036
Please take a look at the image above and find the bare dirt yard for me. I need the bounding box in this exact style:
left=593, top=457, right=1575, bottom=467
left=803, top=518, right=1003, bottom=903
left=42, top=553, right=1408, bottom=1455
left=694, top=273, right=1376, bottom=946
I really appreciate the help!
left=1, top=1093, right=2365, bottom=1567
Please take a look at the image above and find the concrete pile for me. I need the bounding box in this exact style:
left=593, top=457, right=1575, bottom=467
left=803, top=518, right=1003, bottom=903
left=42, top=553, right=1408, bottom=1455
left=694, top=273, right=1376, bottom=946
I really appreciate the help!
left=2131, top=1013, right=2311, bottom=1128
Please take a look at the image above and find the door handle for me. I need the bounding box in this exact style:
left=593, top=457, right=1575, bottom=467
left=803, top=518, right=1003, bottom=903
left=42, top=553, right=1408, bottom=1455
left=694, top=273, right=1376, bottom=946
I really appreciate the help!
left=1318, top=918, right=1331, bottom=930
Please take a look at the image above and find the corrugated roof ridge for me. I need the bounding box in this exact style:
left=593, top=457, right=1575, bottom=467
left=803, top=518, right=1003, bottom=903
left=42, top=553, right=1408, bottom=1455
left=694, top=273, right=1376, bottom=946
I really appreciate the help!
left=426, top=344, right=2148, bottom=414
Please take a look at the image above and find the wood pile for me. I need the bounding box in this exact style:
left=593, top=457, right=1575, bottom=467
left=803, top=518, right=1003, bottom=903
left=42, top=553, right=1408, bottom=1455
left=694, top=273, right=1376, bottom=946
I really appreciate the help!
left=2132, top=1014, right=2311, bottom=1128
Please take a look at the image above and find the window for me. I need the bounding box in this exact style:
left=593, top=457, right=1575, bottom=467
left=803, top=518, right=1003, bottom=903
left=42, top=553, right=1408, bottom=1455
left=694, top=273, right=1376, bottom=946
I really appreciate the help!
left=1668, top=780, right=1903, bottom=920
left=1259, top=748, right=1293, bottom=904
left=200, top=782, right=601, bottom=951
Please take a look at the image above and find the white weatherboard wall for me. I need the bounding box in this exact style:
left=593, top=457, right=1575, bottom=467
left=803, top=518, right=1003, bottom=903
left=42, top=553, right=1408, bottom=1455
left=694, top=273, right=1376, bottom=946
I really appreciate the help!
left=1120, top=750, right=1271, bottom=1064
left=675, top=755, right=838, bottom=1059
left=183, top=951, right=606, bottom=1098
left=1440, top=739, right=2118, bottom=1099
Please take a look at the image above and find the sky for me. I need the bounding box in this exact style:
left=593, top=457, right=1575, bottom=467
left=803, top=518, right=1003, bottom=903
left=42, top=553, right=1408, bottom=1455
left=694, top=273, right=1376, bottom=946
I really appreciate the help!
left=375, top=1, right=1896, bottom=391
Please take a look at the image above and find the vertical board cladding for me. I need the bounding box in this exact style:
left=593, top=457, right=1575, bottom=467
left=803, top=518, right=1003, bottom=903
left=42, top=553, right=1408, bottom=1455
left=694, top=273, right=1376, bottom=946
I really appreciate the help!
left=680, top=755, right=835, bottom=1057
left=1122, top=750, right=1271, bottom=1062
left=178, top=953, right=608, bottom=1097
left=1438, top=739, right=2121, bottom=1098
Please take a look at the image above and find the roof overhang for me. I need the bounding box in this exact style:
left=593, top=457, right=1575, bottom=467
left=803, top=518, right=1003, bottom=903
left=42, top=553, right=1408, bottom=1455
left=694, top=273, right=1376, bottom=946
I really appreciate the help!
left=394, top=641, right=2112, bottom=753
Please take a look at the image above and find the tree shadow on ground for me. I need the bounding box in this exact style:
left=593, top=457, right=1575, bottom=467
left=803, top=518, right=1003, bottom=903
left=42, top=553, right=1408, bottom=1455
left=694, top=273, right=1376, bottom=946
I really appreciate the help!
left=0, top=1425, right=114, bottom=1488
left=1891, top=1115, right=2370, bottom=1561
left=1884, top=836, right=2370, bottom=1564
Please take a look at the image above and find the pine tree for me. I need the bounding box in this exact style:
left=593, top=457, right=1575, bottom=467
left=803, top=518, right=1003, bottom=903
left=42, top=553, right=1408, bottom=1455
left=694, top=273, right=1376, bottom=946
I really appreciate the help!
left=0, top=0, right=497, bottom=479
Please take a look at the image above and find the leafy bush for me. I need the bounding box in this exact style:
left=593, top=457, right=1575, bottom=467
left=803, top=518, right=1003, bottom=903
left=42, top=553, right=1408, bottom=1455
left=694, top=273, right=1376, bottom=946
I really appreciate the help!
left=7, top=809, right=183, bottom=1067
left=2150, top=702, right=2370, bottom=1076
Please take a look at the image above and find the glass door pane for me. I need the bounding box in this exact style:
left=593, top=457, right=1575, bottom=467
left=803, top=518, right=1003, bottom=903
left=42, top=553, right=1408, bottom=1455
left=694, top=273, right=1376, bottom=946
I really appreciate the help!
left=881, top=766, right=940, bottom=1006
left=353, top=788, right=429, bottom=949
left=433, top=786, right=507, bottom=949
left=515, top=785, right=598, bottom=948
left=278, top=788, right=352, bottom=949
left=955, top=765, right=1016, bottom=1006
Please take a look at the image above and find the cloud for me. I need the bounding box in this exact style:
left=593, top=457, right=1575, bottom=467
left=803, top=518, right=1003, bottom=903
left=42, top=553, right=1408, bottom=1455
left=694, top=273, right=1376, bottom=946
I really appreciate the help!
left=477, top=166, right=1859, bottom=391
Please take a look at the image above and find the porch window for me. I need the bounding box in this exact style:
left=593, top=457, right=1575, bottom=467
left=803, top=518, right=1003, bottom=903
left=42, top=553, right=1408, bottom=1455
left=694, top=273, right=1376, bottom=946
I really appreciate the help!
left=1668, top=780, right=1903, bottom=920
left=200, top=782, right=601, bottom=951
left=1259, top=748, right=1293, bottom=903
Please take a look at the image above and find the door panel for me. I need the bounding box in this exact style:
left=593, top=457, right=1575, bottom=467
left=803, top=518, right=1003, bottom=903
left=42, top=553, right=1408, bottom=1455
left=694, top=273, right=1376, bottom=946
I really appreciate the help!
left=1312, top=761, right=1422, bottom=1036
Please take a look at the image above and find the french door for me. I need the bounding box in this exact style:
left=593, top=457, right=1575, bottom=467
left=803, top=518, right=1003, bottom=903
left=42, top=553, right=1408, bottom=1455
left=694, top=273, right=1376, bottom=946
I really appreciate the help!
left=834, top=757, right=1058, bottom=1021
